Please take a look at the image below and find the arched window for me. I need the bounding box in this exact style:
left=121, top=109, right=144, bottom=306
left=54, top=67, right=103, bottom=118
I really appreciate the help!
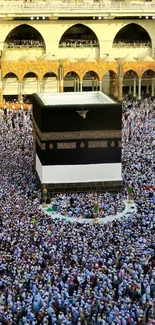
left=64, top=71, right=80, bottom=92
left=22, top=72, right=38, bottom=94
left=4, top=24, right=45, bottom=49
left=59, top=24, right=99, bottom=48
left=83, top=70, right=99, bottom=91
left=123, top=70, right=138, bottom=96
left=3, top=72, right=18, bottom=96
left=142, top=69, right=155, bottom=95
left=42, top=72, right=58, bottom=92
left=113, top=23, right=151, bottom=48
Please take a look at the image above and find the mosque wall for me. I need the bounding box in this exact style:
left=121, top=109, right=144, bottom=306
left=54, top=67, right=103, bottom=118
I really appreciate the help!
left=57, top=47, right=99, bottom=59
left=1, top=19, right=155, bottom=59
left=1, top=18, right=155, bottom=99
left=110, top=47, right=152, bottom=59
left=3, top=48, right=44, bottom=61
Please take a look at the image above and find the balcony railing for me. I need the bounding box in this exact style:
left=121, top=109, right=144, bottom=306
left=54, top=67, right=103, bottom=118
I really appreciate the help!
left=0, top=1, right=155, bottom=14
left=4, top=43, right=45, bottom=49
left=113, top=42, right=152, bottom=48
left=59, top=42, right=99, bottom=48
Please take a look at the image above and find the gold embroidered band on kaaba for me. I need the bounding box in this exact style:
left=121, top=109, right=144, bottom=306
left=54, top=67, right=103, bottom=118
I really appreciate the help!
left=33, top=119, right=121, bottom=141
left=57, top=142, right=76, bottom=149
left=35, top=132, right=46, bottom=150
left=88, top=141, right=107, bottom=148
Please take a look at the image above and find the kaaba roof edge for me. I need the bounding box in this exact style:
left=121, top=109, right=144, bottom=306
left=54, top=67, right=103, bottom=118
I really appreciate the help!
left=34, top=91, right=118, bottom=107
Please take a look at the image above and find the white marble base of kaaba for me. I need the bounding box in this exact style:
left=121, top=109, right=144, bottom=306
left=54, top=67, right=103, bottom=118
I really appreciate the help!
left=36, top=155, right=122, bottom=184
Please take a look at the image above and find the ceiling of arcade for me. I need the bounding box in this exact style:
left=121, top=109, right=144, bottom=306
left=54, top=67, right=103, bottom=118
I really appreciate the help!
left=2, top=59, right=155, bottom=81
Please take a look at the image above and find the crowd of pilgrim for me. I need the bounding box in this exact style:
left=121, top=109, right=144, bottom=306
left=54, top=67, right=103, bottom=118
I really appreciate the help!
left=0, top=96, right=155, bottom=325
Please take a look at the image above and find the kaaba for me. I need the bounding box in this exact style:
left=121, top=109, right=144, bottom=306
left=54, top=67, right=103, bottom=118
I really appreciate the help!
left=32, top=91, right=122, bottom=194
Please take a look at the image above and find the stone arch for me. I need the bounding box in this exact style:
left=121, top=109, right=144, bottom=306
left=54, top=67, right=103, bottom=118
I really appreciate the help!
left=64, top=71, right=80, bottom=92
left=102, top=69, right=118, bottom=79
left=59, top=24, right=99, bottom=48
left=64, top=70, right=80, bottom=79
left=22, top=72, right=38, bottom=95
left=141, top=69, right=155, bottom=96
left=4, top=24, right=45, bottom=49
left=82, top=70, right=99, bottom=91
left=3, top=72, right=18, bottom=80
left=123, top=69, right=139, bottom=78
left=142, top=68, right=155, bottom=78
left=3, top=72, right=19, bottom=97
left=123, top=69, right=139, bottom=96
left=113, top=23, right=151, bottom=48
left=42, top=72, right=58, bottom=93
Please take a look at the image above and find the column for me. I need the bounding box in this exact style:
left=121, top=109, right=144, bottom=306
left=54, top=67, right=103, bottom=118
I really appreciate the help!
left=129, top=81, right=132, bottom=95
left=95, top=79, right=98, bottom=91
left=76, top=79, right=79, bottom=92
left=59, top=62, right=64, bottom=92
left=118, top=77, right=123, bottom=101
left=113, top=79, right=118, bottom=99
left=133, top=78, right=137, bottom=98
left=138, top=78, right=141, bottom=100
left=151, top=77, right=155, bottom=97
left=59, top=79, right=64, bottom=92
left=74, top=79, right=76, bottom=92
left=57, top=80, right=59, bottom=92
left=99, top=80, right=102, bottom=91
left=80, top=80, right=83, bottom=92
left=18, top=82, right=22, bottom=102
left=146, top=82, right=149, bottom=94
left=109, top=79, right=113, bottom=96
left=39, top=82, right=42, bottom=93
left=92, top=78, right=94, bottom=91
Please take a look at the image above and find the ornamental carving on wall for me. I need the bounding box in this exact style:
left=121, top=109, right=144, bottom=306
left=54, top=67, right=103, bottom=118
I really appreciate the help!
left=111, top=141, right=115, bottom=147
left=49, top=143, right=54, bottom=149
left=80, top=142, right=85, bottom=148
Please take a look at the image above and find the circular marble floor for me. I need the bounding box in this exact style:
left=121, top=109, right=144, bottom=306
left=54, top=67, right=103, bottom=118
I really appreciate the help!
left=40, top=199, right=137, bottom=224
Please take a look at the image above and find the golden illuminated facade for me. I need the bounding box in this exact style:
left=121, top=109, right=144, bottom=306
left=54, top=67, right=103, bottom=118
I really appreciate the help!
left=1, top=0, right=155, bottom=104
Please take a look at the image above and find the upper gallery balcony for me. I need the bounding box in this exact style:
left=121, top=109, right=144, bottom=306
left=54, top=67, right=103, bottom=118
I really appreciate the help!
left=1, top=1, right=155, bottom=19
